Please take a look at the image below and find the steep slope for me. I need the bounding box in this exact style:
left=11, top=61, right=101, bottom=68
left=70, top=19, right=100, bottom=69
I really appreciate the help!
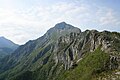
left=57, top=31, right=120, bottom=80
left=0, top=22, right=120, bottom=80
left=0, top=22, right=81, bottom=79
left=0, top=37, right=19, bottom=58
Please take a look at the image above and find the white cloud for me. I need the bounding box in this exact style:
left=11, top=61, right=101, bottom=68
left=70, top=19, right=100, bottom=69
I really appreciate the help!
left=96, top=8, right=120, bottom=26
left=0, top=2, right=89, bottom=44
left=0, top=1, right=120, bottom=44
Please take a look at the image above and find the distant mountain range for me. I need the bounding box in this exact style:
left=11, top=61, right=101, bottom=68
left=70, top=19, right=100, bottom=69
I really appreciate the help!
left=0, top=37, right=19, bottom=58
left=0, top=22, right=119, bottom=80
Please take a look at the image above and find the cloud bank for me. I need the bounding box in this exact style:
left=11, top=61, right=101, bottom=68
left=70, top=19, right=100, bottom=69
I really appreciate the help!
left=0, top=0, right=120, bottom=44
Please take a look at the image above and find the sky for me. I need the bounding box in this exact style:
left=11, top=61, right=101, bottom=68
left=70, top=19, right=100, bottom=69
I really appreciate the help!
left=0, top=0, right=120, bottom=44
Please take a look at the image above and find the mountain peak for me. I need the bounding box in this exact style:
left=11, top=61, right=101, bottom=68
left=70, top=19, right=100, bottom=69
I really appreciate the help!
left=0, top=36, right=19, bottom=58
left=0, top=36, right=19, bottom=49
left=58, top=21, right=66, bottom=24
left=0, top=36, right=6, bottom=40
left=43, top=22, right=81, bottom=41
left=55, top=22, right=66, bottom=25
left=54, top=22, right=74, bottom=29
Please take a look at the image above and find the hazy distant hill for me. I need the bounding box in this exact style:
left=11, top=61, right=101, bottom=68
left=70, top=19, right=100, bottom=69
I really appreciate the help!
left=0, top=37, right=19, bottom=58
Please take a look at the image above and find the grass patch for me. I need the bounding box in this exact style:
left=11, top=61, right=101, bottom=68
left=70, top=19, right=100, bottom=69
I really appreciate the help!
left=58, top=48, right=109, bottom=80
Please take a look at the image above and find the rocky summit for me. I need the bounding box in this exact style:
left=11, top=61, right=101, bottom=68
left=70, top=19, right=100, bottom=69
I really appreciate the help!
left=0, top=22, right=120, bottom=80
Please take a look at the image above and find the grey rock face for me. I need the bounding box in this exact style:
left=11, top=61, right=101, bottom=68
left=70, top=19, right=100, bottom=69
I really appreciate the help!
left=53, top=30, right=120, bottom=70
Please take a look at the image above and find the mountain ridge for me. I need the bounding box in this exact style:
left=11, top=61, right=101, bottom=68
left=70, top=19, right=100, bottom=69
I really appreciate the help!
left=0, top=22, right=120, bottom=80
left=0, top=37, right=19, bottom=58
left=0, top=37, right=18, bottom=49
